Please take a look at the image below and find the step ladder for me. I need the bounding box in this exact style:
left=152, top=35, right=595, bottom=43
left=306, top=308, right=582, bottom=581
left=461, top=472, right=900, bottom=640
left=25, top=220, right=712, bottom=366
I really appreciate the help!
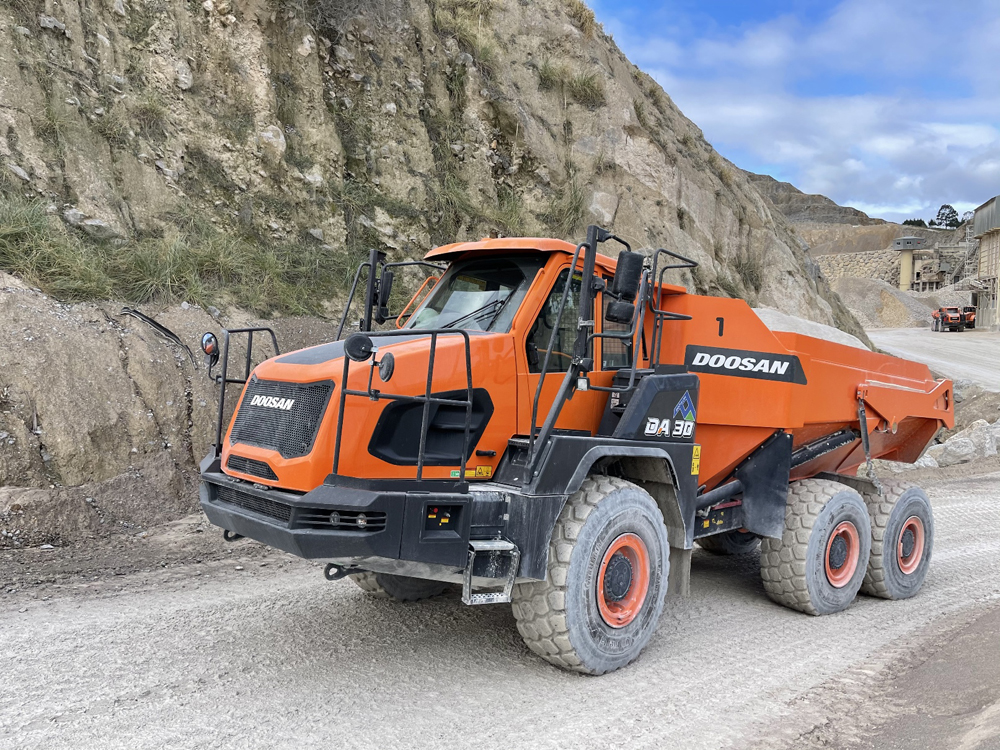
left=461, top=539, right=520, bottom=605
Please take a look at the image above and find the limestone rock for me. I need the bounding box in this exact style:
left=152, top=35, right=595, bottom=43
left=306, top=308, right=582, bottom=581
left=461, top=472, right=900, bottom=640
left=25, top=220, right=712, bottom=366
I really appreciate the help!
left=257, top=126, right=286, bottom=163
left=175, top=60, right=194, bottom=91
left=7, top=164, right=30, bottom=182
left=588, top=191, right=618, bottom=225
left=297, top=35, right=315, bottom=57
left=80, top=219, right=123, bottom=241
left=38, top=15, right=66, bottom=32
left=950, top=419, right=998, bottom=458
left=913, top=453, right=938, bottom=469
left=926, top=437, right=978, bottom=467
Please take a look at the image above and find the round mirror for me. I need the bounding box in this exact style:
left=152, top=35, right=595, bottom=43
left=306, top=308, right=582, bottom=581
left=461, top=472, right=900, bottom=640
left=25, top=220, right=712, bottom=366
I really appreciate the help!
left=344, top=333, right=375, bottom=362
left=378, top=352, right=395, bottom=382
left=201, top=332, right=218, bottom=355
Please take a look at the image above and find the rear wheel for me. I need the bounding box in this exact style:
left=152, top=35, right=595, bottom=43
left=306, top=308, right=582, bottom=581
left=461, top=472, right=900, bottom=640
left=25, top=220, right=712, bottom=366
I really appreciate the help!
left=510, top=476, right=669, bottom=674
left=348, top=571, right=448, bottom=602
left=859, top=481, right=934, bottom=599
left=697, top=529, right=760, bottom=555
left=761, top=478, right=871, bottom=615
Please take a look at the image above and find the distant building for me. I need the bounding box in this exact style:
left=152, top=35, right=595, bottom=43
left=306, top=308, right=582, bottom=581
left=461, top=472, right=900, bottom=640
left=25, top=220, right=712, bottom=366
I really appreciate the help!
left=892, top=236, right=930, bottom=251
left=891, top=236, right=962, bottom=292
left=974, top=197, right=1000, bottom=329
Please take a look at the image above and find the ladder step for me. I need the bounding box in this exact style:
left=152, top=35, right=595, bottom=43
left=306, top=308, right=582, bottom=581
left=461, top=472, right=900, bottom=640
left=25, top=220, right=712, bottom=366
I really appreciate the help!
left=462, top=540, right=520, bottom=606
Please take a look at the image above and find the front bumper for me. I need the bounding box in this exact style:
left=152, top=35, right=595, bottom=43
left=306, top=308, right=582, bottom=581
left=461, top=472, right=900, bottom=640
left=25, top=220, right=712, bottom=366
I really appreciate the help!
left=199, top=456, right=474, bottom=567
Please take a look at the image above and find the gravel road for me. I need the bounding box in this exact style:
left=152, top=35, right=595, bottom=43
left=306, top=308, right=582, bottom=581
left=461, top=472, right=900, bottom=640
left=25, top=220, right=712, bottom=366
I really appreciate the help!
left=868, top=328, right=1000, bottom=391
left=2, top=471, right=999, bottom=750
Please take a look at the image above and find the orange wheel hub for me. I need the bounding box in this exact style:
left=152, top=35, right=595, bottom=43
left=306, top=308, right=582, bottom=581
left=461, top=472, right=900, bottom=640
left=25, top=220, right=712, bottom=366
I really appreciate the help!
left=597, top=533, right=650, bottom=628
left=825, top=521, right=860, bottom=588
left=897, top=516, right=925, bottom=574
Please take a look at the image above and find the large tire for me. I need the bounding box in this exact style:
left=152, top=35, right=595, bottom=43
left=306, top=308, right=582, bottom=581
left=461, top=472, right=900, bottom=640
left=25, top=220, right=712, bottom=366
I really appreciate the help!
left=347, top=571, right=448, bottom=602
left=697, top=529, right=760, bottom=555
left=510, top=476, right=669, bottom=674
left=761, top=478, right=871, bottom=616
left=859, top=481, right=934, bottom=599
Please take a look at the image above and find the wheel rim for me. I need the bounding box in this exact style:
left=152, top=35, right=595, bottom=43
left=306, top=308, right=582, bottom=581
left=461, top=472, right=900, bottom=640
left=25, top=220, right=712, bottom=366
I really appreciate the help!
left=825, top=521, right=860, bottom=588
left=897, top=516, right=925, bottom=574
left=597, top=533, right=650, bottom=628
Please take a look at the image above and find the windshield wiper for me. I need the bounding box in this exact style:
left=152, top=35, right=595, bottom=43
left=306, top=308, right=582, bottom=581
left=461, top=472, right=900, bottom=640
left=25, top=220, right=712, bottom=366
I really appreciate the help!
left=441, top=297, right=505, bottom=329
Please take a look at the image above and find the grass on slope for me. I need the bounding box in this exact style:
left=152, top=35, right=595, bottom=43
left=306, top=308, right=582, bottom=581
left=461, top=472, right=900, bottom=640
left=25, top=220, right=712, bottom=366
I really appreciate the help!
left=0, top=193, right=352, bottom=316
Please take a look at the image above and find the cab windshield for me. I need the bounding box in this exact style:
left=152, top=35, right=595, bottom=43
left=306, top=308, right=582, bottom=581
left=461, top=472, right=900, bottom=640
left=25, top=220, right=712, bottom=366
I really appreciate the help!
left=406, top=255, right=545, bottom=332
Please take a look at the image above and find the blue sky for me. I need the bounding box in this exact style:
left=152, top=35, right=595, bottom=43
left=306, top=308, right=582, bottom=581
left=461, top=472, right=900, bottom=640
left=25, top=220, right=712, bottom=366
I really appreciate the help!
left=589, top=0, right=1000, bottom=223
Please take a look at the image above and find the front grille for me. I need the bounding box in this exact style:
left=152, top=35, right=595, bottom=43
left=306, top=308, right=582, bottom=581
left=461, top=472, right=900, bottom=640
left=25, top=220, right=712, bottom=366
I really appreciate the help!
left=297, top=509, right=387, bottom=532
left=230, top=378, right=334, bottom=458
left=227, top=455, right=278, bottom=481
left=215, top=484, right=292, bottom=524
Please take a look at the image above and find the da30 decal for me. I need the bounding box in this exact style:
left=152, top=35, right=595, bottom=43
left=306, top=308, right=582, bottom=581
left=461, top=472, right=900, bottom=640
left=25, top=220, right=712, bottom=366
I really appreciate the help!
left=684, top=345, right=807, bottom=385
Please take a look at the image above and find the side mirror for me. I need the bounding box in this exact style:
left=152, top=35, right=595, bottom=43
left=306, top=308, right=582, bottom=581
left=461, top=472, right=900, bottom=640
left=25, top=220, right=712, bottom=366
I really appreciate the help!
left=609, top=250, right=644, bottom=302
left=605, top=300, right=636, bottom=324
left=344, top=332, right=376, bottom=362
left=375, top=269, right=394, bottom=325
left=201, top=332, right=220, bottom=373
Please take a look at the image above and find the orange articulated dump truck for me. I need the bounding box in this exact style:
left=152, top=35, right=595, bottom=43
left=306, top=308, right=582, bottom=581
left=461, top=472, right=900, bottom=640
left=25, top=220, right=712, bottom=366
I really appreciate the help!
left=199, top=226, right=953, bottom=674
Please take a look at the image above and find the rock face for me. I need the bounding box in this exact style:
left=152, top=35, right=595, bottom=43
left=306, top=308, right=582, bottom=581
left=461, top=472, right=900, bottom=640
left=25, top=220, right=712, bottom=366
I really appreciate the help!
left=0, top=0, right=863, bottom=340
left=746, top=173, right=883, bottom=227
left=0, top=272, right=341, bottom=547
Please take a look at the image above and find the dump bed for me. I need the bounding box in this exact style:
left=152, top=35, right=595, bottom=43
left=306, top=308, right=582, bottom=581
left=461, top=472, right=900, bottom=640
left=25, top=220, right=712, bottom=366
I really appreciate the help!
left=654, top=290, right=952, bottom=489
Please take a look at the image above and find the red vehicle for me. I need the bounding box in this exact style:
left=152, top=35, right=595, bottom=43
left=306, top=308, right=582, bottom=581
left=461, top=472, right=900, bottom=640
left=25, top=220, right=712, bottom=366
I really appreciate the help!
left=963, top=306, right=977, bottom=329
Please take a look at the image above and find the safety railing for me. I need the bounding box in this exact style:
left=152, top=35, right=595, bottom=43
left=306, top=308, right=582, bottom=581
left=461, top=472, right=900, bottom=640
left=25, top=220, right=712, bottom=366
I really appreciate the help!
left=331, top=329, right=475, bottom=481
left=211, top=327, right=280, bottom=458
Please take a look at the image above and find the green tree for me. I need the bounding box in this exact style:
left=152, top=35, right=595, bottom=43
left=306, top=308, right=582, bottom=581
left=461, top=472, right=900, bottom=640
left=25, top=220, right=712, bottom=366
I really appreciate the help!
left=929, top=204, right=960, bottom=228
left=902, top=218, right=928, bottom=228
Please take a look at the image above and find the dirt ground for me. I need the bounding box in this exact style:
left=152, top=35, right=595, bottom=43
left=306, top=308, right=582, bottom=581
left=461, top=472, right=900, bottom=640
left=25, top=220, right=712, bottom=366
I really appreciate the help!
left=868, top=328, right=1000, bottom=392
left=2, top=464, right=999, bottom=749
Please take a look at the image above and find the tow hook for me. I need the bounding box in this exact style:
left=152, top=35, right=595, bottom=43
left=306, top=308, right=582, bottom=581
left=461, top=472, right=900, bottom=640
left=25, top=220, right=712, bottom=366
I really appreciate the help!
left=323, top=563, right=351, bottom=581
left=222, top=529, right=244, bottom=542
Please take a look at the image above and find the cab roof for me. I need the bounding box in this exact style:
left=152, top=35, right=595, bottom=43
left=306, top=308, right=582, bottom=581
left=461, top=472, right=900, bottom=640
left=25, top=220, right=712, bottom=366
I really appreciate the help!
left=425, top=237, right=620, bottom=273
left=425, top=237, right=689, bottom=294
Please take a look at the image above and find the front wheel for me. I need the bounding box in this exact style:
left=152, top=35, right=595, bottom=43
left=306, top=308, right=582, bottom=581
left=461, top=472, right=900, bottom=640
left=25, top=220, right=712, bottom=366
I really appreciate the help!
left=510, top=476, right=670, bottom=674
left=348, top=572, right=449, bottom=602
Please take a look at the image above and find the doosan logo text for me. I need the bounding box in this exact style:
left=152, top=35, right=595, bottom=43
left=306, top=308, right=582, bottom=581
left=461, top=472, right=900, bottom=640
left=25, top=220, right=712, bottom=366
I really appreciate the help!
left=250, top=395, right=296, bottom=411
left=684, top=345, right=808, bottom=385
left=690, top=351, right=790, bottom=375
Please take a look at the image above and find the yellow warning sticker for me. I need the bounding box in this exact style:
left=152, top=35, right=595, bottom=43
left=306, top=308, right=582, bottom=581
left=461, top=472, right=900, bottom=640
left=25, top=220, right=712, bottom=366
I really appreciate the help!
left=691, top=444, right=701, bottom=475
left=451, top=466, right=493, bottom=479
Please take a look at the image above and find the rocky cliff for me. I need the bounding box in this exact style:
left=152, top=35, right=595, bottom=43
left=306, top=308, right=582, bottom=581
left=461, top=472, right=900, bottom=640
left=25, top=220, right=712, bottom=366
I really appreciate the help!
left=745, top=174, right=964, bottom=256
left=1, top=0, right=861, bottom=332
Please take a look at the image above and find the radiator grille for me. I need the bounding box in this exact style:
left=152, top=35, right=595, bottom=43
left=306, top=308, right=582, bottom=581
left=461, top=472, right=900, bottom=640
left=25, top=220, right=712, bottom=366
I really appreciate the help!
left=226, top=455, right=278, bottom=481
left=215, top=484, right=292, bottom=524
left=229, top=378, right=334, bottom=458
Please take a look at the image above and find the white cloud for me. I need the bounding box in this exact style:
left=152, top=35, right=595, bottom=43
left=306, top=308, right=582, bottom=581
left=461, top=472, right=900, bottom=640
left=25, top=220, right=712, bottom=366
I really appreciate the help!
left=593, top=0, right=1000, bottom=223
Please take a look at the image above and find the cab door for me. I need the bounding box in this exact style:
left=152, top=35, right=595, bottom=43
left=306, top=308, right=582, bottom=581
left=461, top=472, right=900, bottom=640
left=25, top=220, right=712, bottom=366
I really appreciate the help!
left=515, top=262, right=613, bottom=436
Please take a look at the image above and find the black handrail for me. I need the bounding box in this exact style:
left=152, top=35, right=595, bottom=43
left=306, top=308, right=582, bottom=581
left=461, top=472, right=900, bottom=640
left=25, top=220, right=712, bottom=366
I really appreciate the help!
left=335, top=248, right=446, bottom=340
left=212, top=327, right=280, bottom=457
left=331, top=328, right=474, bottom=481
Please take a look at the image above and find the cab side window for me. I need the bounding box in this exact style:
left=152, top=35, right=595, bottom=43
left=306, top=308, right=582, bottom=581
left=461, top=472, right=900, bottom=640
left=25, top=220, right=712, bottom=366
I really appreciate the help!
left=527, top=269, right=589, bottom=373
